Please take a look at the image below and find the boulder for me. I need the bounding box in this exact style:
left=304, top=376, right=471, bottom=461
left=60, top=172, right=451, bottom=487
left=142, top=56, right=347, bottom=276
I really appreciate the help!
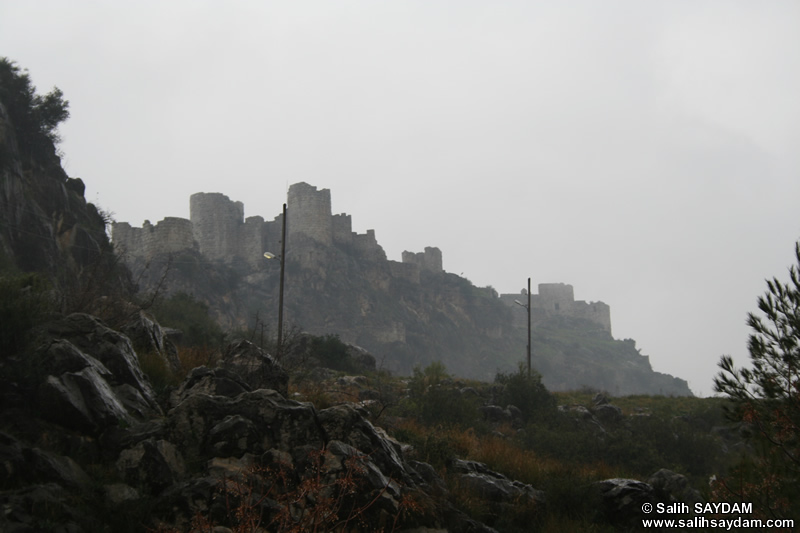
left=450, top=459, right=545, bottom=505
left=121, top=311, right=182, bottom=374
left=167, top=388, right=324, bottom=462
left=169, top=366, right=251, bottom=408
left=479, top=405, right=512, bottom=424
left=117, top=438, right=186, bottom=493
left=218, top=340, right=288, bottom=396
left=648, top=468, right=703, bottom=506
left=46, top=313, right=160, bottom=413
left=39, top=367, right=134, bottom=433
left=593, top=478, right=655, bottom=528
left=593, top=403, right=623, bottom=424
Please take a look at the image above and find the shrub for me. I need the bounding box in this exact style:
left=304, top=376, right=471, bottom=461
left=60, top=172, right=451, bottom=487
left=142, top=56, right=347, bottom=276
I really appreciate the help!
left=494, top=364, right=557, bottom=423
left=150, top=292, right=227, bottom=348
left=0, top=273, right=53, bottom=357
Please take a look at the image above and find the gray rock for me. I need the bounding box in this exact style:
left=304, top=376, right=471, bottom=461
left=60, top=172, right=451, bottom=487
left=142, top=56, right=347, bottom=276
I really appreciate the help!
left=479, top=405, right=512, bottom=424
left=450, top=459, right=545, bottom=504
left=648, top=468, right=703, bottom=506
left=46, top=313, right=160, bottom=412
left=218, top=339, right=288, bottom=396
left=167, top=388, right=324, bottom=462
left=593, top=478, right=655, bottom=528
left=39, top=367, right=134, bottom=433
left=593, top=392, right=610, bottom=405
left=169, top=366, right=250, bottom=408
left=104, top=483, right=140, bottom=506
left=121, top=311, right=182, bottom=374
left=117, top=438, right=186, bottom=493
left=593, top=403, right=623, bottom=423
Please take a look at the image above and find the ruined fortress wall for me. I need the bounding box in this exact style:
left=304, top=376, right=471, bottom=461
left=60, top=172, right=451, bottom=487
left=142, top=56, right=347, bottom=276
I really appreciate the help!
left=567, top=301, right=612, bottom=335
left=145, top=217, right=195, bottom=256
left=537, top=283, right=575, bottom=309
left=501, top=283, right=611, bottom=333
left=240, top=216, right=266, bottom=268
left=332, top=213, right=353, bottom=246
left=388, top=260, right=420, bottom=284
left=352, top=229, right=387, bottom=262
left=190, top=192, right=244, bottom=261
left=110, top=222, right=142, bottom=257
left=111, top=218, right=195, bottom=259
left=287, top=182, right=332, bottom=245
left=265, top=216, right=283, bottom=256
left=402, top=247, right=443, bottom=273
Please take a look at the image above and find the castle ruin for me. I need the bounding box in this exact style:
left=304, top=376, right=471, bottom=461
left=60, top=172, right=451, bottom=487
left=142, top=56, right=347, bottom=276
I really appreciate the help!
left=112, top=182, right=611, bottom=332
left=500, top=283, right=612, bottom=334
left=112, top=182, right=442, bottom=278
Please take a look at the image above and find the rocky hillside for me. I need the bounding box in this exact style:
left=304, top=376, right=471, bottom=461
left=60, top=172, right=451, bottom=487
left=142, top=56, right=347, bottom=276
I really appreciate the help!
left=129, top=233, right=692, bottom=396
left=0, top=61, right=737, bottom=531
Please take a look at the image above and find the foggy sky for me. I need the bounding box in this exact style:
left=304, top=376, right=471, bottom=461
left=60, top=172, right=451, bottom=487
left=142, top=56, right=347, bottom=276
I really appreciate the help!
left=2, top=1, right=799, bottom=396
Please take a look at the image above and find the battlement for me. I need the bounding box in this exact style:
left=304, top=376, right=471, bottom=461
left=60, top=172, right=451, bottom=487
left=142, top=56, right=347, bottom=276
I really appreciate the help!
left=402, top=247, right=443, bottom=273
left=111, top=217, right=195, bottom=259
left=113, top=183, right=416, bottom=272
left=500, top=283, right=612, bottom=334
left=287, top=182, right=332, bottom=245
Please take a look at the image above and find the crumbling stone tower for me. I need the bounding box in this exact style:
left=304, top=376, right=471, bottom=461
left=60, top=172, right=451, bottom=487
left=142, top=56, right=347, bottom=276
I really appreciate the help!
left=287, top=182, right=332, bottom=245
left=402, top=247, right=443, bottom=273
left=190, top=192, right=244, bottom=261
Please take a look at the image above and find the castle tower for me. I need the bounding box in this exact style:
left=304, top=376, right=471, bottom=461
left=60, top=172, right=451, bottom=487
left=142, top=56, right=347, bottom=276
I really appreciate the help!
left=287, top=182, right=332, bottom=246
left=190, top=192, right=244, bottom=261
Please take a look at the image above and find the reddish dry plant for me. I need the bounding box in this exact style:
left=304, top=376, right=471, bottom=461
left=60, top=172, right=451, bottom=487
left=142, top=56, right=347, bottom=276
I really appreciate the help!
left=166, top=445, right=414, bottom=533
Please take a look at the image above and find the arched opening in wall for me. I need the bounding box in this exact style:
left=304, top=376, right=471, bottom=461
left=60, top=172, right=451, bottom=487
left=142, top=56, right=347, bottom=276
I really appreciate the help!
left=554, top=303, right=560, bottom=311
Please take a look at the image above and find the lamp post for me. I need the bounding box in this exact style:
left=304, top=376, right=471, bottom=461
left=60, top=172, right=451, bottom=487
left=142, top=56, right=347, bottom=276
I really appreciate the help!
left=264, top=202, right=287, bottom=359
left=514, top=277, right=532, bottom=377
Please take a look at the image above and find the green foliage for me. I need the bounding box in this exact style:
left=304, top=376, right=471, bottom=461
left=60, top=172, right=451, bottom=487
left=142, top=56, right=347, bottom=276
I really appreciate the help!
left=150, top=292, right=227, bottom=348
left=401, top=362, right=483, bottom=428
left=494, top=364, right=557, bottom=423
left=0, top=273, right=53, bottom=357
left=308, top=334, right=356, bottom=373
left=713, top=240, right=800, bottom=518
left=0, top=57, right=70, bottom=159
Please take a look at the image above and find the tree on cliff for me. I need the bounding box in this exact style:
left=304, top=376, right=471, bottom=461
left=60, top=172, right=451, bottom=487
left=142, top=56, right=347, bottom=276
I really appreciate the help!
left=0, top=57, right=70, bottom=159
left=713, top=240, right=800, bottom=519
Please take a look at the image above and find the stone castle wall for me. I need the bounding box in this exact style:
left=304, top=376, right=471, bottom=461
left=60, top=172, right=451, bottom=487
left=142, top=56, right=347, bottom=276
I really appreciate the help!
left=500, top=282, right=612, bottom=334
left=190, top=193, right=244, bottom=261
left=111, top=217, right=195, bottom=259
left=287, top=182, right=332, bottom=246
left=402, top=247, right=443, bottom=273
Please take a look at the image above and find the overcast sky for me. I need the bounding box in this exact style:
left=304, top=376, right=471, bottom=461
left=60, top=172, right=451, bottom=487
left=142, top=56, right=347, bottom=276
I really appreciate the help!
left=2, top=1, right=798, bottom=396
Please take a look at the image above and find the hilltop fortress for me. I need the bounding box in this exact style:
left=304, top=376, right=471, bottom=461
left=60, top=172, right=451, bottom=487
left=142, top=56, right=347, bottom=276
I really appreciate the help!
left=112, top=182, right=610, bottom=332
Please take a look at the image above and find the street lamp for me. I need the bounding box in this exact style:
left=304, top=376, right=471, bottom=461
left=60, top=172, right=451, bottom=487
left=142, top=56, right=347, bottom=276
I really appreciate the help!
left=264, top=202, right=287, bottom=359
left=514, top=277, right=532, bottom=377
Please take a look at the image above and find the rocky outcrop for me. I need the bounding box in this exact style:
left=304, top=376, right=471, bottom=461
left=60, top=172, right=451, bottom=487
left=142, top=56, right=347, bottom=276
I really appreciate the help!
left=0, top=100, right=111, bottom=279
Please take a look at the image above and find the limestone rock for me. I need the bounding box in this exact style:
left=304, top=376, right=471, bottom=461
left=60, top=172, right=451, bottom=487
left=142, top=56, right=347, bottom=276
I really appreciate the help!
left=218, top=339, right=288, bottom=396
left=450, top=459, right=545, bottom=505
left=169, top=366, right=250, bottom=408
left=46, top=313, right=160, bottom=413
left=39, top=367, right=134, bottom=434
left=648, top=468, right=703, bottom=506
left=593, top=478, right=655, bottom=528
left=117, top=438, right=186, bottom=493
left=121, top=311, right=182, bottom=374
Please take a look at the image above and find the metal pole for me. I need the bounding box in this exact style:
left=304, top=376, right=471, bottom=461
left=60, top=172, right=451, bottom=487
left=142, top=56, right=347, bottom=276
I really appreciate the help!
left=527, top=277, right=531, bottom=377
left=277, top=203, right=287, bottom=358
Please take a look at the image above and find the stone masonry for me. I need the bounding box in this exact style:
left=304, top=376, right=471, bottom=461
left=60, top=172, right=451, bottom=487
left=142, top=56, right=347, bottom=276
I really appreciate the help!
left=500, top=283, right=612, bottom=334
left=111, top=182, right=611, bottom=330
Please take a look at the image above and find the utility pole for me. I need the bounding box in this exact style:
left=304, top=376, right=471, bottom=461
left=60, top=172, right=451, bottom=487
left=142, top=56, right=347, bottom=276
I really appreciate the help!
left=277, top=203, right=287, bottom=359
left=514, top=276, right=532, bottom=377
left=526, top=276, right=531, bottom=377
